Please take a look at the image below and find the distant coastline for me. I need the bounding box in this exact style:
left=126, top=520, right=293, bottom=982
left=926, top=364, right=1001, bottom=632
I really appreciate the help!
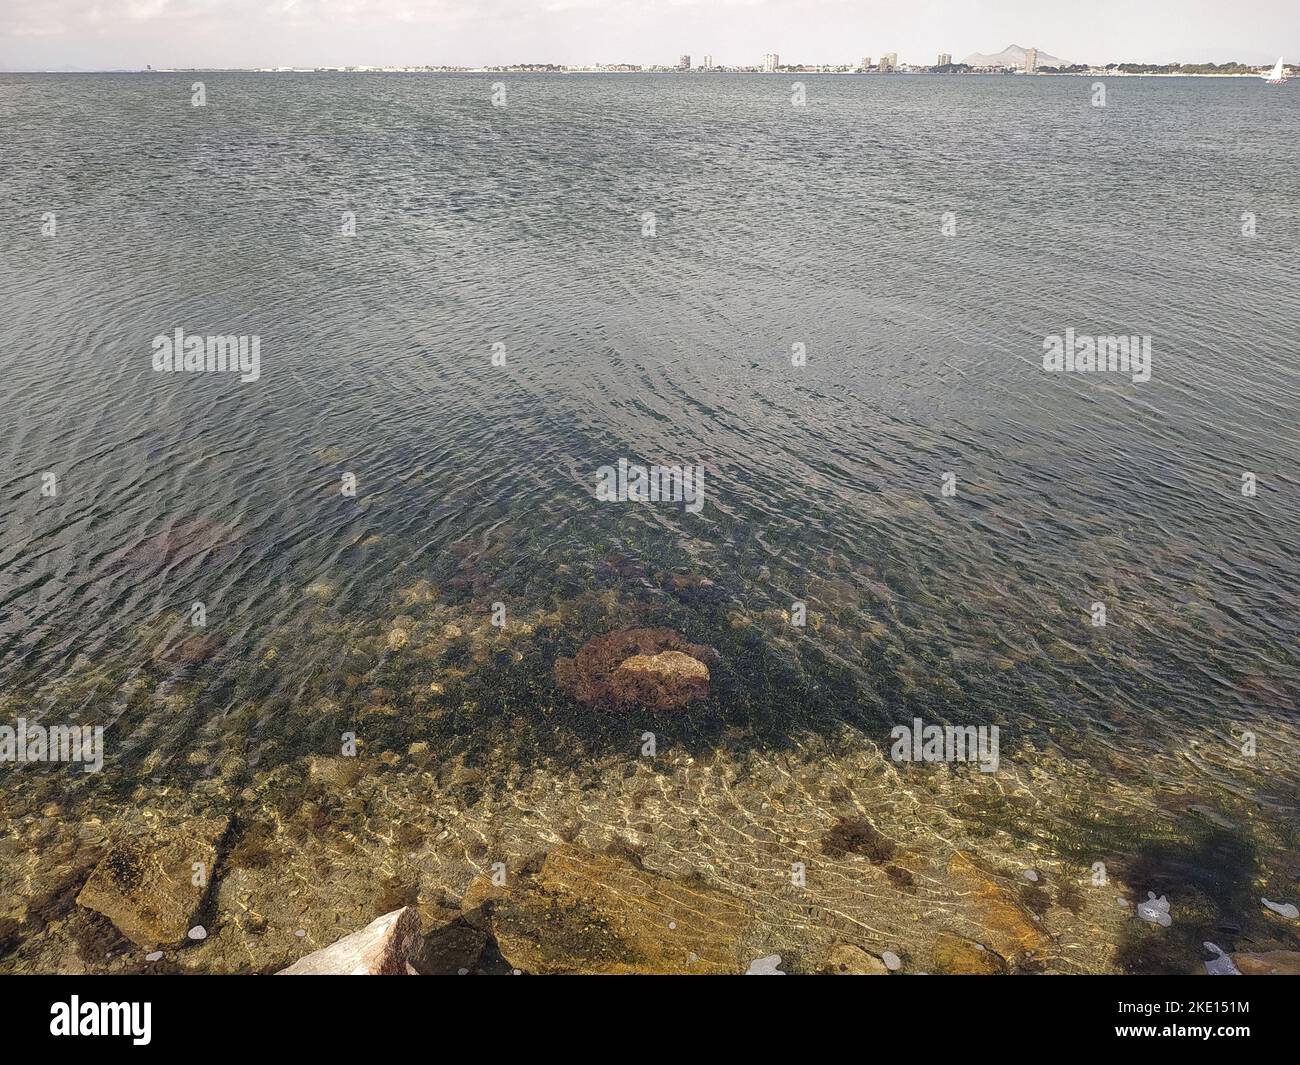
left=6, top=39, right=1290, bottom=78
left=2, top=68, right=1286, bottom=78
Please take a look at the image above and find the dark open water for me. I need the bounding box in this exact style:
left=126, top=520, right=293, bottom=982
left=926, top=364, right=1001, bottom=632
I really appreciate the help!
left=0, top=73, right=1297, bottom=974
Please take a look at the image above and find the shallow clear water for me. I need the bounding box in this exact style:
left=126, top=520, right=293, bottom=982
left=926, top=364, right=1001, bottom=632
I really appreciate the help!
left=0, top=73, right=1297, bottom=974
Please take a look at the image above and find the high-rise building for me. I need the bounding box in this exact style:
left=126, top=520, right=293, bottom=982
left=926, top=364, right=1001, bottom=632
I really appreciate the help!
left=762, top=53, right=779, bottom=73
left=1024, top=48, right=1038, bottom=73
left=703, top=55, right=713, bottom=70
left=861, top=56, right=872, bottom=71
left=679, top=55, right=691, bottom=70
left=938, top=53, right=952, bottom=67
left=879, top=53, right=897, bottom=73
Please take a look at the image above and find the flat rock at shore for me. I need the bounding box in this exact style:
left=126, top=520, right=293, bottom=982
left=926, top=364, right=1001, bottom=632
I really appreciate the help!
left=463, top=844, right=752, bottom=974
left=76, top=816, right=229, bottom=947
left=278, top=907, right=428, bottom=974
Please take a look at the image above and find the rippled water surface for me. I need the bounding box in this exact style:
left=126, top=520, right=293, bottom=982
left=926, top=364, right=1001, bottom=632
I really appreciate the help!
left=1, top=73, right=1298, bottom=974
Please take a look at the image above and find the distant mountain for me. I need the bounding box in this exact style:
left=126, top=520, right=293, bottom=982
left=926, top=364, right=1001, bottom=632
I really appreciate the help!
left=962, top=44, right=1067, bottom=68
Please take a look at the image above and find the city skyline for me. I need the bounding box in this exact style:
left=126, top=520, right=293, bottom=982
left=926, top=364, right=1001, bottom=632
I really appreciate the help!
left=2, top=0, right=1297, bottom=71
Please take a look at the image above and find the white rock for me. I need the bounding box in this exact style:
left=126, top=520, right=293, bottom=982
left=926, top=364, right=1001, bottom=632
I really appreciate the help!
left=278, top=907, right=427, bottom=975
left=145, top=951, right=164, bottom=962
left=1022, top=869, right=1039, bottom=882
left=187, top=925, right=207, bottom=940
left=745, top=954, right=786, bottom=975
left=881, top=950, right=902, bottom=971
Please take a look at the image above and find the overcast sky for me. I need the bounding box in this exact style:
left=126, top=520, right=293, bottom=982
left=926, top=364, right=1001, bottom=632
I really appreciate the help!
left=2, top=0, right=1296, bottom=71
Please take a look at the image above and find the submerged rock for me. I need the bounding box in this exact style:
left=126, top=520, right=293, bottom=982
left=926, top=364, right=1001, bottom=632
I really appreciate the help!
left=820, top=817, right=896, bottom=862
left=107, top=518, right=243, bottom=573
left=932, top=932, right=1007, bottom=975
left=76, top=816, right=229, bottom=947
left=423, top=917, right=489, bottom=975
left=396, top=579, right=436, bottom=605
left=613, top=651, right=709, bottom=705
left=1230, top=950, right=1300, bottom=976
left=947, top=852, right=1050, bottom=962
left=657, top=572, right=728, bottom=606
left=595, top=554, right=647, bottom=582
left=151, top=633, right=222, bottom=665
left=278, top=907, right=428, bottom=975
left=555, top=628, right=717, bottom=711
left=822, top=943, right=889, bottom=975
left=463, top=844, right=751, bottom=974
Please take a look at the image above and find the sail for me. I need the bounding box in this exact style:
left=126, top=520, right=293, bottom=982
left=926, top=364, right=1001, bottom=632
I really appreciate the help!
left=1265, top=57, right=1285, bottom=81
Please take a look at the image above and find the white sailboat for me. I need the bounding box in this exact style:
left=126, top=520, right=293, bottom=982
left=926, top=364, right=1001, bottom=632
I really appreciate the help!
left=1262, top=57, right=1287, bottom=83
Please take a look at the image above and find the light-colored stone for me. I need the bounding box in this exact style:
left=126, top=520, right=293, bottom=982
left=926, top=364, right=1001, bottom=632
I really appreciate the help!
left=616, top=651, right=709, bottom=682
left=278, top=907, right=427, bottom=975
